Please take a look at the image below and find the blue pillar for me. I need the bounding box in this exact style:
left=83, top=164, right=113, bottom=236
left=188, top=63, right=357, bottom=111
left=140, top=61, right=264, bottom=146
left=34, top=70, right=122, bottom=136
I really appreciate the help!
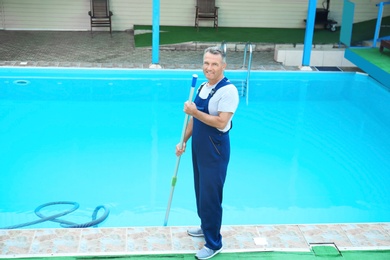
left=373, top=2, right=384, bottom=47
left=152, top=0, right=160, bottom=65
left=302, top=0, right=317, bottom=67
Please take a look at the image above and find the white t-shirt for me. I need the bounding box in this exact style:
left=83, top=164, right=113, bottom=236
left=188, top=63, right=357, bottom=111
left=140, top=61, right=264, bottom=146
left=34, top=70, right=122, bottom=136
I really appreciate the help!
left=198, top=80, right=239, bottom=132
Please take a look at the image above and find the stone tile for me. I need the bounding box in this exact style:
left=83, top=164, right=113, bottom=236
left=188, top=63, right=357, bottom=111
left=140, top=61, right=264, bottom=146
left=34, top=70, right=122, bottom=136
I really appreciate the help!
left=256, top=225, right=308, bottom=249
left=101, top=63, right=114, bottom=68
left=17, top=61, right=38, bottom=66
left=79, top=228, right=126, bottom=253
left=36, top=61, right=60, bottom=67
left=262, top=65, right=288, bottom=70
left=30, top=228, right=81, bottom=254
left=381, top=223, right=390, bottom=234
left=121, top=63, right=144, bottom=68
left=0, top=229, right=35, bottom=255
left=80, top=62, right=100, bottom=68
left=171, top=226, right=203, bottom=251
left=126, top=227, right=172, bottom=252
left=298, top=224, right=353, bottom=248
left=341, top=223, right=390, bottom=247
left=221, top=225, right=260, bottom=250
left=282, top=65, right=302, bottom=71
left=58, top=62, right=81, bottom=67
left=0, top=61, right=17, bottom=66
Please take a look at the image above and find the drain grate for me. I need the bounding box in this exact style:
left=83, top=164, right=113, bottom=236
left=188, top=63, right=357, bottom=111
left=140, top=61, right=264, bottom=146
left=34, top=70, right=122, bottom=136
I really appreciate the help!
left=314, top=66, right=342, bottom=71
left=13, top=80, right=30, bottom=86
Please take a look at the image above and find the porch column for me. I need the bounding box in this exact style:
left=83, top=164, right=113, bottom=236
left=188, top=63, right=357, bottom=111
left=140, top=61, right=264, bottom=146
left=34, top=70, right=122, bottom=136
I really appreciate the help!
left=150, top=0, right=161, bottom=68
left=302, top=0, right=317, bottom=69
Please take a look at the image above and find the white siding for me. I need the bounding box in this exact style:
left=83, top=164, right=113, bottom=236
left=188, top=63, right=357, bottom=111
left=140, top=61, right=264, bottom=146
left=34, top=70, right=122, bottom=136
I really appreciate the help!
left=330, top=0, right=390, bottom=24
left=2, top=0, right=90, bottom=30
left=0, top=0, right=4, bottom=29
left=110, top=0, right=152, bottom=30
left=160, top=0, right=193, bottom=26
left=218, top=0, right=313, bottom=28
left=0, top=0, right=389, bottom=31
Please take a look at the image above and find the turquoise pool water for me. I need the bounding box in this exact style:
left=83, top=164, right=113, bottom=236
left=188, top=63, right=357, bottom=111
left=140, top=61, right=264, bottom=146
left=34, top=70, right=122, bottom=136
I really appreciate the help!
left=1, top=68, right=389, bottom=229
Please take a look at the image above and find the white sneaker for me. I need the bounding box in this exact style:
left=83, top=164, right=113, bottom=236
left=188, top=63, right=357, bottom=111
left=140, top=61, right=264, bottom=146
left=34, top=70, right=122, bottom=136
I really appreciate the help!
left=187, top=227, right=204, bottom=237
left=195, top=246, right=223, bottom=259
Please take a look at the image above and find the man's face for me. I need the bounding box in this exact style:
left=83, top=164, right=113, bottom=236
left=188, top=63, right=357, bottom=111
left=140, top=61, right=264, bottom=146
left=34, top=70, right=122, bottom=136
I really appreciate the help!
left=202, top=52, right=226, bottom=84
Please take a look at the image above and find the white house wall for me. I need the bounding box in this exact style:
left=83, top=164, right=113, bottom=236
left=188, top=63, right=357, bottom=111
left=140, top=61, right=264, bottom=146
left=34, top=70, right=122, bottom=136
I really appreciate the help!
left=330, top=0, right=390, bottom=24
left=0, top=0, right=4, bottom=29
left=216, top=0, right=322, bottom=28
left=0, top=0, right=389, bottom=31
left=1, top=0, right=89, bottom=30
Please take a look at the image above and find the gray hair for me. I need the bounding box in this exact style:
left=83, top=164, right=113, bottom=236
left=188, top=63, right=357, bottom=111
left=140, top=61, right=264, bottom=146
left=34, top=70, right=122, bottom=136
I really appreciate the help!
left=204, top=46, right=226, bottom=63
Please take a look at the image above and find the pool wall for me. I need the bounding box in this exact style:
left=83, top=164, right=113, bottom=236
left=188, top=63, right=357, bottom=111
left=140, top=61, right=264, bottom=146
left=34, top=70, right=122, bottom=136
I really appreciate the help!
left=1, top=67, right=389, bottom=228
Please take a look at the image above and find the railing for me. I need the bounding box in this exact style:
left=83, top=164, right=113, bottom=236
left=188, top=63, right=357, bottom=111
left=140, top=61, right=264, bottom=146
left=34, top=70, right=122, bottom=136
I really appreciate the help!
left=219, top=41, right=253, bottom=104
left=373, top=1, right=390, bottom=47
left=241, top=42, right=253, bottom=105
left=220, top=41, right=227, bottom=55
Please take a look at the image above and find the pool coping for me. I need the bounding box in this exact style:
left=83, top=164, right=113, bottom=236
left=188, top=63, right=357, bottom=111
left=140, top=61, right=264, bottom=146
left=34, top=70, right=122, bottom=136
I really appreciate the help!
left=0, top=62, right=303, bottom=71
left=1, top=222, right=390, bottom=258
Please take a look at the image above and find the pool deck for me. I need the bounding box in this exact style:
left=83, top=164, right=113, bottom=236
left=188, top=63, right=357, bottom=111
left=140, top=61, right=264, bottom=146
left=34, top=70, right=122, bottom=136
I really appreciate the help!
left=0, top=30, right=279, bottom=70
left=0, top=30, right=361, bottom=72
left=1, top=223, right=390, bottom=258
left=0, top=30, right=389, bottom=258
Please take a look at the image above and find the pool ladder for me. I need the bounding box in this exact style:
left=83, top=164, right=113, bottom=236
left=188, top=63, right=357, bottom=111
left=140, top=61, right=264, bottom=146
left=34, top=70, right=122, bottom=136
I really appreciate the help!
left=221, top=41, right=253, bottom=104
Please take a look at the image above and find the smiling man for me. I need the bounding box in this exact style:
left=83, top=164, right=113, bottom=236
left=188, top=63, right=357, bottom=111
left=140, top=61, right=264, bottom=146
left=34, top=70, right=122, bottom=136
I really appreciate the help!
left=175, top=46, right=239, bottom=259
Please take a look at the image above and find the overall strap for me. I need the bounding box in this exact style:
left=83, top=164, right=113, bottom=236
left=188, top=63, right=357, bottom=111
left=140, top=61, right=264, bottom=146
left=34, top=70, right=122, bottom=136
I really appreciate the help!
left=209, top=77, right=230, bottom=98
left=197, top=77, right=231, bottom=98
left=196, top=77, right=233, bottom=132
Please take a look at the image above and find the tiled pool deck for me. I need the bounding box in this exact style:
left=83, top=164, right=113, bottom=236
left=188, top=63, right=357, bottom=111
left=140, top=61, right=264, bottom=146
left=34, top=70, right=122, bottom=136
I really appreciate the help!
left=0, top=30, right=288, bottom=70
left=1, top=223, right=390, bottom=258
left=0, top=31, right=387, bottom=258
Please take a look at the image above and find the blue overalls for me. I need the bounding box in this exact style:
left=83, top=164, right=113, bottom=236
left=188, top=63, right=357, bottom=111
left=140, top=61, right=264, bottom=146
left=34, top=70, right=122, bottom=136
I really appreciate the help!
left=191, top=77, right=231, bottom=250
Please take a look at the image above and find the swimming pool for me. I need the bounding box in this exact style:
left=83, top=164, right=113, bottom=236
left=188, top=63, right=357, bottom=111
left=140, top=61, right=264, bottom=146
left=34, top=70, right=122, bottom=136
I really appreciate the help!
left=1, top=68, right=389, bottom=229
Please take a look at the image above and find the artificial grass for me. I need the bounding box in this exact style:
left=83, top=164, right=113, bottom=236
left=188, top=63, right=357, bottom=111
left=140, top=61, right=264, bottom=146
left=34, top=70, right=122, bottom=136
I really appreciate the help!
left=134, top=25, right=340, bottom=47
left=6, top=250, right=390, bottom=260
left=134, top=16, right=390, bottom=47
left=351, top=47, right=390, bottom=73
left=312, top=245, right=341, bottom=257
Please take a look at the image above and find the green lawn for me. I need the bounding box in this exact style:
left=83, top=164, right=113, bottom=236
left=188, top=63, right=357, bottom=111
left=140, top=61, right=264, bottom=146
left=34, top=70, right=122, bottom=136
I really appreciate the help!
left=5, top=250, right=390, bottom=260
left=134, top=16, right=390, bottom=47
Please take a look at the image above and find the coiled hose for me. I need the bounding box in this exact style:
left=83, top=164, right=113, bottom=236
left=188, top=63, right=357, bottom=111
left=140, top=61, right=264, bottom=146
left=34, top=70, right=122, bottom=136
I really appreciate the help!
left=1, top=201, right=109, bottom=229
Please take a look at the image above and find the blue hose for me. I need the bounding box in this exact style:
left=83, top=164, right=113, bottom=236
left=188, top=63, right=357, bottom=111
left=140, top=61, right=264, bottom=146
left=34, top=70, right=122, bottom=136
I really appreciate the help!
left=1, top=201, right=110, bottom=229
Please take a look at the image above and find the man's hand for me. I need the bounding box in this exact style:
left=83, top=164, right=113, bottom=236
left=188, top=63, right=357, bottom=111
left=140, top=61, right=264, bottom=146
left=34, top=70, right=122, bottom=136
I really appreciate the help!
left=175, top=142, right=187, bottom=156
left=184, top=101, right=198, bottom=116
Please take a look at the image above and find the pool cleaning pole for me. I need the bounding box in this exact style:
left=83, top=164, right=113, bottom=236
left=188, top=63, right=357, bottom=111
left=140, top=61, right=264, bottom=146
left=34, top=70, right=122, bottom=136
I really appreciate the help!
left=164, top=74, right=198, bottom=226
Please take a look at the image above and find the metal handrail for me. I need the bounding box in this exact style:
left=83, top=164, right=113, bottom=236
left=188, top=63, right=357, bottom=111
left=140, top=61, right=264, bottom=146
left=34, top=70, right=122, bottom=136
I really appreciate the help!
left=242, top=42, right=253, bottom=104
left=220, top=41, right=227, bottom=55
left=219, top=41, right=252, bottom=104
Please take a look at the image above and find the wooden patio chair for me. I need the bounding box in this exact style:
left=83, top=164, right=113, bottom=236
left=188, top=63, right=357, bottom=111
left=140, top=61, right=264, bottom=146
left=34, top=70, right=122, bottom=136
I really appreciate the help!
left=379, top=40, right=390, bottom=53
left=195, top=0, right=219, bottom=30
left=88, top=0, right=113, bottom=36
